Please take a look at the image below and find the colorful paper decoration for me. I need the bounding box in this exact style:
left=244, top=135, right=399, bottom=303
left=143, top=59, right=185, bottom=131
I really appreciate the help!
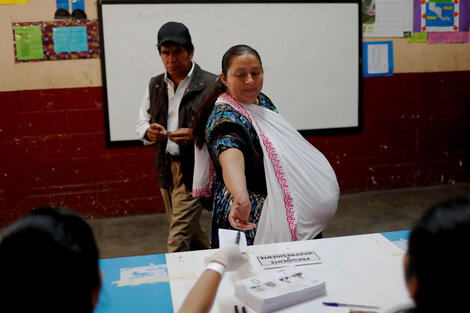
left=414, top=0, right=470, bottom=32
left=12, top=19, right=100, bottom=63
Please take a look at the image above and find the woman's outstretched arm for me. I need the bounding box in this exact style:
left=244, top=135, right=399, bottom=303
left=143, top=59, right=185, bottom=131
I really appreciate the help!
left=219, top=148, right=256, bottom=230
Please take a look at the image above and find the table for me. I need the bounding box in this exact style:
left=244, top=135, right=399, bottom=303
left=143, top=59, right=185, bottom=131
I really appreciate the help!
left=95, top=232, right=412, bottom=313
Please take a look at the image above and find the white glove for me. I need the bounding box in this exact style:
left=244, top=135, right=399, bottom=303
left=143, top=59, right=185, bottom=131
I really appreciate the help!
left=204, top=244, right=248, bottom=272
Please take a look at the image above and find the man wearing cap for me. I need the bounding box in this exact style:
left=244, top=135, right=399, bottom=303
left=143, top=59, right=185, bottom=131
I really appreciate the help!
left=136, top=22, right=215, bottom=252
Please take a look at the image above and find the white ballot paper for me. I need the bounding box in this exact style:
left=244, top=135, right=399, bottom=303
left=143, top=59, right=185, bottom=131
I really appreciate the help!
left=218, top=228, right=247, bottom=253
left=235, top=265, right=326, bottom=313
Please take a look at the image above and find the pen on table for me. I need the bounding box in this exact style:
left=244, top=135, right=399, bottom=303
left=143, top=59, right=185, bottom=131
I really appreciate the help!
left=234, top=305, right=239, bottom=313
left=323, top=302, right=380, bottom=310
left=235, top=231, right=241, bottom=245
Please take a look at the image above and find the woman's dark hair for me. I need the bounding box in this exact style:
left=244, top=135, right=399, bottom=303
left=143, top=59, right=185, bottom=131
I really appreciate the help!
left=0, top=206, right=101, bottom=313
left=220, top=44, right=262, bottom=77
left=405, top=196, right=470, bottom=312
left=193, top=44, right=263, bottom=148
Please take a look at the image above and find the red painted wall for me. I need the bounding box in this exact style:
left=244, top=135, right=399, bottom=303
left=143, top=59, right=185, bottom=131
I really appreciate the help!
left=1, top=71, right=469, bottom=225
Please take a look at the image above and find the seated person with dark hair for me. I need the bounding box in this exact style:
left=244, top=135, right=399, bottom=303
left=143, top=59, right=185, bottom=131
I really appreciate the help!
left=0, top=206, right=101, bottom=313
left=0, top=206, right=246, bottom=313
left=401, top=196, right=470, bottom=313
left=353, top=196, right=470, bottom=313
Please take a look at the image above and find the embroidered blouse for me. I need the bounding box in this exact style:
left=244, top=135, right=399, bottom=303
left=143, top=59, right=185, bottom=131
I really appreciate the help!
left=205, top=93, right=277, bottom=195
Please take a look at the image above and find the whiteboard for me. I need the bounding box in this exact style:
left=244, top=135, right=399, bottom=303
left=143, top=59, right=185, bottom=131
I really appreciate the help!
left=98, top=1, right=361, bottom=145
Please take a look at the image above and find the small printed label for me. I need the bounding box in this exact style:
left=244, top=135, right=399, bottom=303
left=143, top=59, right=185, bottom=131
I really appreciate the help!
left=256, top=250, right=321, bottom=268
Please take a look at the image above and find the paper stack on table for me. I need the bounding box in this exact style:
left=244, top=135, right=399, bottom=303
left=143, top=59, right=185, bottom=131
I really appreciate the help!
left=234, top=265, right=326, bottom=313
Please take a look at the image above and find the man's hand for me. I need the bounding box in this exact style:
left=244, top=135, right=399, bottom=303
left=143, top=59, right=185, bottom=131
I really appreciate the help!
left=168, top=128, right=194, bottom=145
left=146, top=123, right=168, bottom=142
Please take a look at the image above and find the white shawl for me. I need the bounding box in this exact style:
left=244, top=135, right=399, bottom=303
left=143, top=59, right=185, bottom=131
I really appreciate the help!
left=193, top=93, right=339, bottom=244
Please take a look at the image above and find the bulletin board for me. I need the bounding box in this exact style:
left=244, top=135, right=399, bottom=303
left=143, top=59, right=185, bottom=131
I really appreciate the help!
left=12, top=20, right=100, bottom=62
left=98, top=0, right=362, bottom=146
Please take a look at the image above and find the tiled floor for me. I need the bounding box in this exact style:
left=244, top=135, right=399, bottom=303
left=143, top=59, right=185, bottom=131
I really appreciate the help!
left=88, top=183, right=470, bottom=259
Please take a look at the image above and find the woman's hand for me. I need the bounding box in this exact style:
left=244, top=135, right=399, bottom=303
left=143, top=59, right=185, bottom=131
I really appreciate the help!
left=229, top=197, right=256, bottom=230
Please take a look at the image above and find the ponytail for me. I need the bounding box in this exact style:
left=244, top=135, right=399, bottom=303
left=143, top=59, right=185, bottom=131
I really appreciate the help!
left=193, top=78, right=226, bottom=148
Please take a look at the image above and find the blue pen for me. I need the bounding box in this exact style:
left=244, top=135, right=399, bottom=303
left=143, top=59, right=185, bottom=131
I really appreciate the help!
left=323, top=302, right=380, bottom=310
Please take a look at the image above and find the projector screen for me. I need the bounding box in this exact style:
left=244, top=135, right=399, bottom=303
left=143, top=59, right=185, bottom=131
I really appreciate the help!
left=98, top=0, right=361, bottom=145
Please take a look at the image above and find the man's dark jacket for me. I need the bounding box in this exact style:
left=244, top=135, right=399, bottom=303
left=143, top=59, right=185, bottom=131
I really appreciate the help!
left=147, top=63, right=217, bottom=190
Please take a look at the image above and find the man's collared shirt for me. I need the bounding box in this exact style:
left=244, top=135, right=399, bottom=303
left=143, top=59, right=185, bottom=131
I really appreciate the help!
left=135, top=62, right=195, bottom=155
left=164, top=61, right=195, bottom=155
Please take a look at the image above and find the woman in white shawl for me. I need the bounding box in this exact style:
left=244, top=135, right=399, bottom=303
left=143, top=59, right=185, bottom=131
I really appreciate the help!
left=192, top=45, right=339, bottom=248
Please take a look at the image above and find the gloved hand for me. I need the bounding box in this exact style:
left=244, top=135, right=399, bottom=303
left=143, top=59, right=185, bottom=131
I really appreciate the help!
left=204, top=244, right=248, bottom=272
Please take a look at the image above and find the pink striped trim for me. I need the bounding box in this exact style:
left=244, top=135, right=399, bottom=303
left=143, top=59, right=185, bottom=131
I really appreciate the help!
left=192, top=160, right=216, bottom=198
left=219, top=93, right=298, bottom=241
